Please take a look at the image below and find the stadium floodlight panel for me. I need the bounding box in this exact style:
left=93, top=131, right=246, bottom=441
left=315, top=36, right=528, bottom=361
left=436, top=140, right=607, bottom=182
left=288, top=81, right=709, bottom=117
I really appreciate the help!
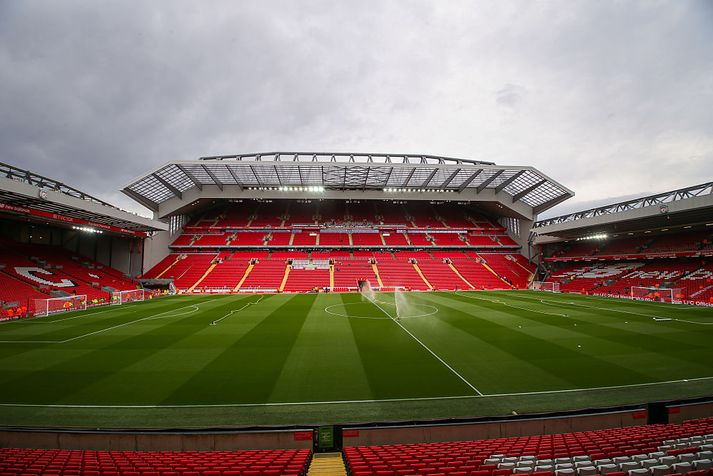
left=576, top=233, right=609, bottom=241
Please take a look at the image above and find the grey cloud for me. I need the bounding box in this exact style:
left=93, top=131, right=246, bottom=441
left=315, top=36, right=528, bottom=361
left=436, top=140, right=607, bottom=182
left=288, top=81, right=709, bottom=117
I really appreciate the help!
left=0, top=0, right=712, bottom=217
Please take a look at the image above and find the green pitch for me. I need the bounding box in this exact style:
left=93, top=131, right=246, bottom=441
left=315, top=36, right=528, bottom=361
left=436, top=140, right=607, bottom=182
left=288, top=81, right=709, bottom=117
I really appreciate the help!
left=0, top=291, right=712, bottom=428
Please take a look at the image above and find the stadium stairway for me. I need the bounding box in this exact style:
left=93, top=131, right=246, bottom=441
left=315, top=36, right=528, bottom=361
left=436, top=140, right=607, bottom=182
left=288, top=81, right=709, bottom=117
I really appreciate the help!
left=448, top=262, right=476, bottom=289
left=412, top=262, right=434, bottom=290
left=372, top=262, right=385, bottom=287
left=307, top=453, right=347, bottom=476
left=233, top=262, right=255, bottom=292
left=187, top=262, right=217, bottom=292
left=279, top=263, right=291, bottom=292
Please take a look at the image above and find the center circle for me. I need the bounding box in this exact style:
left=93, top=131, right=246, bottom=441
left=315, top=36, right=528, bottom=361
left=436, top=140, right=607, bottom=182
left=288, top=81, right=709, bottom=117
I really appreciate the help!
left=325, top=302, right=439, bottom=320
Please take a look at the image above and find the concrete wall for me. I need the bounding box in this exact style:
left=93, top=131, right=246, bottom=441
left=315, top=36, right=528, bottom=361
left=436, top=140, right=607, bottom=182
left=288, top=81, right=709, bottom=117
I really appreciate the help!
left=343, top=409, right=648, bottom=447
left=0, top=429, right=314, bottom=451
left=668, top=401, right=713, bottom=424
left=142, top=230, right=174, bottom=275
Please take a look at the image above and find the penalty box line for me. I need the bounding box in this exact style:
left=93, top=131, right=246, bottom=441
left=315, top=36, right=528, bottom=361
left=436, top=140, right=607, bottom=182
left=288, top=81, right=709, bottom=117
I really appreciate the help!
left=0, top=297, right=230, bottom=344
left=368, top=295, right=484, bottom=396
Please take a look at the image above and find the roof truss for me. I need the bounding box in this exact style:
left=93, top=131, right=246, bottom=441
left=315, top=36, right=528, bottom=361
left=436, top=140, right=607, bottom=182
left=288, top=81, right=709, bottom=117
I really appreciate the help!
left=122, top=152, right=573, bottom=216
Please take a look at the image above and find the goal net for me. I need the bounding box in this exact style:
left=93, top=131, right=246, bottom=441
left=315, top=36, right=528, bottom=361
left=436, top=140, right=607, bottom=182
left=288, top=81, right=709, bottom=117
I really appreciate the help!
left=530, top=281, right=560, bottom=293
left=631, top=286, right=683, bottom=304
left=33, top=295, right=87, bottom=317
left=111, top=289, right=145, bottom=305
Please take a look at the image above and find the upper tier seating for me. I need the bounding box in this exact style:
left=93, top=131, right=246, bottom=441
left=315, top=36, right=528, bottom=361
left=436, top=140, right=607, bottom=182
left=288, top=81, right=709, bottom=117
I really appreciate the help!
left=320, top=233, right=350, bottom=246
left=345, top=417, right=713, bottom=476
left=228, top=232, right=266, bottom=246
left=383, top=232, right=409, bottom=246
left=352, top=233, right=383, bottom=246
left=0, top=447, right=312, bottom=476
left=548, top=231, right=713, bottom=261
left=193, top=233, right=229, bottom=246
left=408, top=234, right=433, bottom=247
left=432, top=233, right=466, bottom=246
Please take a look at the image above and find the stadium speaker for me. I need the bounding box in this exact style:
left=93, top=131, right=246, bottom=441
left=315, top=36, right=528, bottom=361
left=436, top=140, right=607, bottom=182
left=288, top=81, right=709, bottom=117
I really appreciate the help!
left=646, top=402, right=669, bottom=424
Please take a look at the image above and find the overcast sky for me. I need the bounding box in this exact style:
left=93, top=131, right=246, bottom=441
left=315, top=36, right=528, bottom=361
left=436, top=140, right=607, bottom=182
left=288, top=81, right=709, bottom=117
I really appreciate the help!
left=1, top=0, right=712, bottom=219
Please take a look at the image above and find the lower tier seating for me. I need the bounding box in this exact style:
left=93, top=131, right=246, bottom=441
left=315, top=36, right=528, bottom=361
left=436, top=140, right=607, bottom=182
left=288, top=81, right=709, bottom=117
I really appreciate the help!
left=0, top=448, right=311, bottom=476
left=345, top=417, right=713, bottom=476
left=0, top=242, right=139, bottom=310
left=549, top=259, right=713, bottom=304
left=149, top=252, right=533, bottom=293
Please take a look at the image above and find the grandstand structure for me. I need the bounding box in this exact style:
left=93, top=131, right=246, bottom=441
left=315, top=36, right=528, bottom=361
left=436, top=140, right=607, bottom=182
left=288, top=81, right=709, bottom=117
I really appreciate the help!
left=0, top=162, right=166, bottom=316
left=124, top=152, right=573, bottom=294
left=2, top=154, right=712, bottom=459
left=532, top=182, right=713, bottom=305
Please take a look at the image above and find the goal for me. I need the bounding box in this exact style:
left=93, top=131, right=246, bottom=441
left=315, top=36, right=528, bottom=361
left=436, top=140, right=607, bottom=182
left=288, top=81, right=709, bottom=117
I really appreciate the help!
left=631, top=286, right=683, bottom=304
left=33, top=295, right=87, bottom=317
left=111, top=289, right=145, bottom=305
left=530, top=281, right=560, bottom=293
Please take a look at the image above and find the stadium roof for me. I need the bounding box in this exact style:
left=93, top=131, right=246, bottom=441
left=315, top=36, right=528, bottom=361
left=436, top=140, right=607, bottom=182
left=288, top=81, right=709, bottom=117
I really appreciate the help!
left=122, top=152, right=574, bottom=220
left=532, top=181, right=713, bottom=241
left=0, top=162, right=167, bottom=235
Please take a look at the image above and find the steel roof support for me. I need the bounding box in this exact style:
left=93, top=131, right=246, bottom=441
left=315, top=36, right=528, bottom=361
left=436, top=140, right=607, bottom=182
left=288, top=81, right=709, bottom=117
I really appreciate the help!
left=533, top=192, right=572, bottom=215
left=248, top=164, right=262, bottom=186
left=123, top=188, right=159, bottom=212
left=274, top=164, right=283, bottom=186
left=403, top=167, right=417, bottom=188
left=512, top=179, right=547, bottom=203
left=457, top=169, right=482, bottom=192
left=200, top=164, right=223, bottom=191
left=441, top=168, right=461, bottom=189
left=225, top=165, right=244, bottom=190
left=476, top=169, right=504, bottom=193
left=175, top=165, right=203, bottom=191
left=495, top=169, right=525, bottom=193
left=151, top=173, right=183, bottom=199
left=421, top=168, right=439, bottom=188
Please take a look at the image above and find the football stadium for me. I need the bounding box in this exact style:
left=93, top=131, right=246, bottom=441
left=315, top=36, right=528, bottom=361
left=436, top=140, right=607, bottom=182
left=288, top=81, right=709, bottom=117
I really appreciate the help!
left=0, top=153, right=712, bottom=472
left=2, top=2, right=713, bottom=474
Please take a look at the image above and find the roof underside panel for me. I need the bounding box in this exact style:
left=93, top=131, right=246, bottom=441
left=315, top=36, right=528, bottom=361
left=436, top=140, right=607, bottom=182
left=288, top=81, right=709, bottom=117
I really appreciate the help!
left=122, top=153, right=573, bottom=215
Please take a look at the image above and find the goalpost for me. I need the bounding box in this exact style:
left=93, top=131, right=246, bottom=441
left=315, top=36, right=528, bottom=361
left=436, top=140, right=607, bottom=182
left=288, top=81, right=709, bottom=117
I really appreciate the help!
left=33, top=295, right=87, bottom=317
left=530, top=281, right=560, bottom=293
left=631, top=286, right=683, bottom=304
left=111, top=289, right=145, bottom=305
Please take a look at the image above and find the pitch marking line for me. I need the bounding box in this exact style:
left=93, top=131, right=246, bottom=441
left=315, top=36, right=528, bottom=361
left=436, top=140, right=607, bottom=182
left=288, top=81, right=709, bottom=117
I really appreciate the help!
left=0, top=297, right=228, bottom=344
left=1, top=376, right=711, bottom=409
left=210, top=295, right=264, bottom=325
left=0, top=307, right=135, bottom=325
left=453, top=292, right=569, bottom=317
left=506, top=293, right=713, bottom=326
left=368, top=293, right=484, bottom=397
left=515, top=294, right=713, bottom=325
